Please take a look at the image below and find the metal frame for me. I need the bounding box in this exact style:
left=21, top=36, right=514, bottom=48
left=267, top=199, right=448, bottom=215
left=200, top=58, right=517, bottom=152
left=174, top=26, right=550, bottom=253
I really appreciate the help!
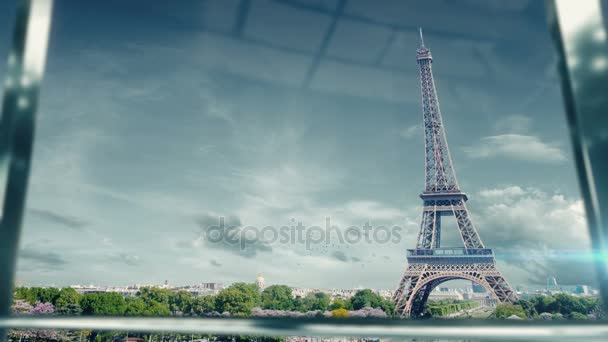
left=0, top=0, right=606, bottom=340
left=0, top=317, right=607, bottom=341
left=0, top=0, right=52, bottom=340
left=547, top=0, right=608, bottom=309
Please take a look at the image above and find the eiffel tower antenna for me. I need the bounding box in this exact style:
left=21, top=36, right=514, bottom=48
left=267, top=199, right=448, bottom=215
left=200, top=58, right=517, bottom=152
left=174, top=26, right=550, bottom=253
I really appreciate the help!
left=391, top=30, right=518, bottom=318
left=419, top=27, right=425, bottom=47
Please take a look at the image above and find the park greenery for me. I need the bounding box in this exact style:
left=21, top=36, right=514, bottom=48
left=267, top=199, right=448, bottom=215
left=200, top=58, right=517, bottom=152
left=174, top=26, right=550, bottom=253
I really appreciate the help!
left=423, top=299, right=479, bottom=317
left=10, top=284, right=394, bottom=341
left=13, top=285, right=395, bottom=319
left=9, top=285, right=604, bottom=340
left=492, top=294, right=602, bottom=319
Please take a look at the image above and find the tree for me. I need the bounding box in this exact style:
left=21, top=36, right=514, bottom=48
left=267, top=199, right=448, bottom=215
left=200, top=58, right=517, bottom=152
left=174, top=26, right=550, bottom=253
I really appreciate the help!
left=29, top=302, right=58, bottom=340
left=529, top=294, right=599, bottom=317
left=531, top=295, right=556, bottom=314
left=261, top=285, right=294, bottom=310
left=350, top=289, right=384, bottom=310
left=81, top=293, right=127, bottom=316
left=551, top=293, right=586, bottom=315
left=300, top=293, right=330, bottom=312
left=56, top=287, right=82, bottom=315
left=32, top=302, right=55, bottom=315
left=11, top=300, right=33, bottom=315
left=14, top=287, right=36, bottom=305
left=169, top=290, right=194, bottom=314
left=580, top=297, right=600, bottom=314
left=330, top=308, right=349, bottom=318
left=14, top=287, right=60, bottom=305
left=293, top=296, right=304, bottom=312
left=231, top=283, right=262, bottom=306
left=350, top=307, right=388, bottom=318
left=569, top=312, right=588, bottom=320
left=380, top=298, right=395, bottom=317
left=494, top=303, right=526, bottom=319
left=191, top=295, right=217, bottom=316
left=56, top=302, right=82, bottom=316
left=125, top=297, right=147, bottom=316
left=515, top=299, right=538, bottom=318
left=329, top=298, right=351, bottom=311
left=37, top=288, right=61, bottom=305
left=137, top=287, right=171, bottom=305
left=215, top=283, right=261, bottom=316
left=144, top=300, right=172, bottom=316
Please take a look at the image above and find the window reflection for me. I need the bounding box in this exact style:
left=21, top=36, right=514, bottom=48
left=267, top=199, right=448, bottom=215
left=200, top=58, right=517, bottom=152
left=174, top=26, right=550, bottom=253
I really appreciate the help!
left=0, top=0, right=600, bottom=329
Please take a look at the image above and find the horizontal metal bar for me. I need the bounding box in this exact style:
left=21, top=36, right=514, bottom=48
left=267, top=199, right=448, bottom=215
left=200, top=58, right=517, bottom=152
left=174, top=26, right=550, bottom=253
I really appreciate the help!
left=0, top=318, right=608, bottom=341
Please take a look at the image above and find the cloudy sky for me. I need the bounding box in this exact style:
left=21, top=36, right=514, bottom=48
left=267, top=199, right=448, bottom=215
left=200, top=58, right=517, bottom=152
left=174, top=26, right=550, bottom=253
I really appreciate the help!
left=0, top=0, right=598, bottom=289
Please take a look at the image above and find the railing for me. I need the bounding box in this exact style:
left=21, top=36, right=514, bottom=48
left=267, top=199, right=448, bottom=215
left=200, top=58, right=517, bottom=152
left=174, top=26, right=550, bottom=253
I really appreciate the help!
left=407, top=248, right=494, bottom=257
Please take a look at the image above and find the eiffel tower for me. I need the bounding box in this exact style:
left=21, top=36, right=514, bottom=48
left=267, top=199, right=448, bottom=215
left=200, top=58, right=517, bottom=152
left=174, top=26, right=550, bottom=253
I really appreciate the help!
left=392, top=29, right=518, bottom=317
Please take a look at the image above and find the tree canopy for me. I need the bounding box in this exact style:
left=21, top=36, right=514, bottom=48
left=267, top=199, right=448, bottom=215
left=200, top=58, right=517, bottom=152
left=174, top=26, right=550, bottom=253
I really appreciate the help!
left=81, top=293, right=127, bottom=316
left=261, top=285, right=294, bottom=310
left=215, top=283, right=261, bottom=316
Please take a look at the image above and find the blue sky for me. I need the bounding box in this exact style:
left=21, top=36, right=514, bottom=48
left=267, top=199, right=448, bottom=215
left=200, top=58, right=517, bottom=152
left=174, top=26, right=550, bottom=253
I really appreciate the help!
left=0, top=0, right=598, bottom=289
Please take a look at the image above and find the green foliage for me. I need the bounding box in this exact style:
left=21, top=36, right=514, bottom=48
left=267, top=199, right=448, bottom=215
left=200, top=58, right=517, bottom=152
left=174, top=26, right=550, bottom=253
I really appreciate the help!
left=529, top=294, right=598, bottom=317
left=81, top=293, right=127, bottom=316
left=124, top=297, right=147, bottom=316
left=530, top=295, right=555, bottom=314
left=514, top=299, right=538, bottom=318
left=349, top=289, right=395, bottom=317
left=11, top=285, right=399, bottom=320
left=168, top=290, right=194, bottom=314
left=351, top=289, right=382, bottom=310
left=329, top=298, right=351, bottom=310
left=380, top=298, right=396, bottom=317
left=494, top=303, right=526, bottom=319
left=14, top=287, right=61, bottom=305
left=144, top=300, right=172, bottom=316
left=568, top=311, right=588, bottom=320
left=55, top=287, right=82, bottom=315
left=425, top=299, right=479, bottom=317
left=550, top=293, right=587, bottom=315
left=300, top=292, right=330, bottom=312
left=137, top=287, right=171, bottom=305
left=56, top=302, right=83, bottom=316
left=191, top=295, right=217, bottom=315
left=262, top=285, right=294, bottom=310
left=215, top=283, right=261, bottom=316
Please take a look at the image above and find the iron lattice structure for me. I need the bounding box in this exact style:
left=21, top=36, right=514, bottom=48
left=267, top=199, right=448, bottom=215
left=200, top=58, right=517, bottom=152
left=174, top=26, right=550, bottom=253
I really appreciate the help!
left=392, top=29, right=518, bottom=317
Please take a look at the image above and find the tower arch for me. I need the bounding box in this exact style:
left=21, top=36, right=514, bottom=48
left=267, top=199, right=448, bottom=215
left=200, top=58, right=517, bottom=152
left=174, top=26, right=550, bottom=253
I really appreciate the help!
left=405, top=273, right=498, bottom=317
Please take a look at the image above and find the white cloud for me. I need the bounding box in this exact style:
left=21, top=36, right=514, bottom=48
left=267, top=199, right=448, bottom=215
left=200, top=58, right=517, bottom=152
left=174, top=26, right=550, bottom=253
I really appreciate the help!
left=478, top=185, right=525, bottom=198
left=463, top=134, right=567, bottom=163
left=473, top=186, right=594, bottom=284
left=399, top=124, right=422, bottom=139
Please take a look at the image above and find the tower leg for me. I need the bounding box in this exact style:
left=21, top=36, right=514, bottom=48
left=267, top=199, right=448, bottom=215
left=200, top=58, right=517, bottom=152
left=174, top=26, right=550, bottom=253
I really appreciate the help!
left=393, top=263, right=518, bottom=317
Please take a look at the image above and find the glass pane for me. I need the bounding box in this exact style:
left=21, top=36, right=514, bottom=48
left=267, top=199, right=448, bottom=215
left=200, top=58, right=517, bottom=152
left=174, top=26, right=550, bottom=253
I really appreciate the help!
left=3, top=0, right=603, bottom=335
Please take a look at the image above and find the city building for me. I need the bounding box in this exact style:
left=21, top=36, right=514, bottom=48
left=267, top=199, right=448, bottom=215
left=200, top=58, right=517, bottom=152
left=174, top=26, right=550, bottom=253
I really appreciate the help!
left=428, top=287, right=464, bottom=301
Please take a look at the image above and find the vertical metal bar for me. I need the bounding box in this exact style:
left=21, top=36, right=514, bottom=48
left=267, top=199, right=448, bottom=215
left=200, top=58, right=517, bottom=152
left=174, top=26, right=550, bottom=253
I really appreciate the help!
left=0, top=0, right=52, bottom=340
left=546, top=0, right=608, bottom=310
left=301, top=0, right=346, bottom=88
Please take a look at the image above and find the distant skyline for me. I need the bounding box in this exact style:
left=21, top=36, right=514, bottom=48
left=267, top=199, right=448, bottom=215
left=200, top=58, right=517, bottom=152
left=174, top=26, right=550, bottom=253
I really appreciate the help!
left=0, top=0, right=597, bottom=289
